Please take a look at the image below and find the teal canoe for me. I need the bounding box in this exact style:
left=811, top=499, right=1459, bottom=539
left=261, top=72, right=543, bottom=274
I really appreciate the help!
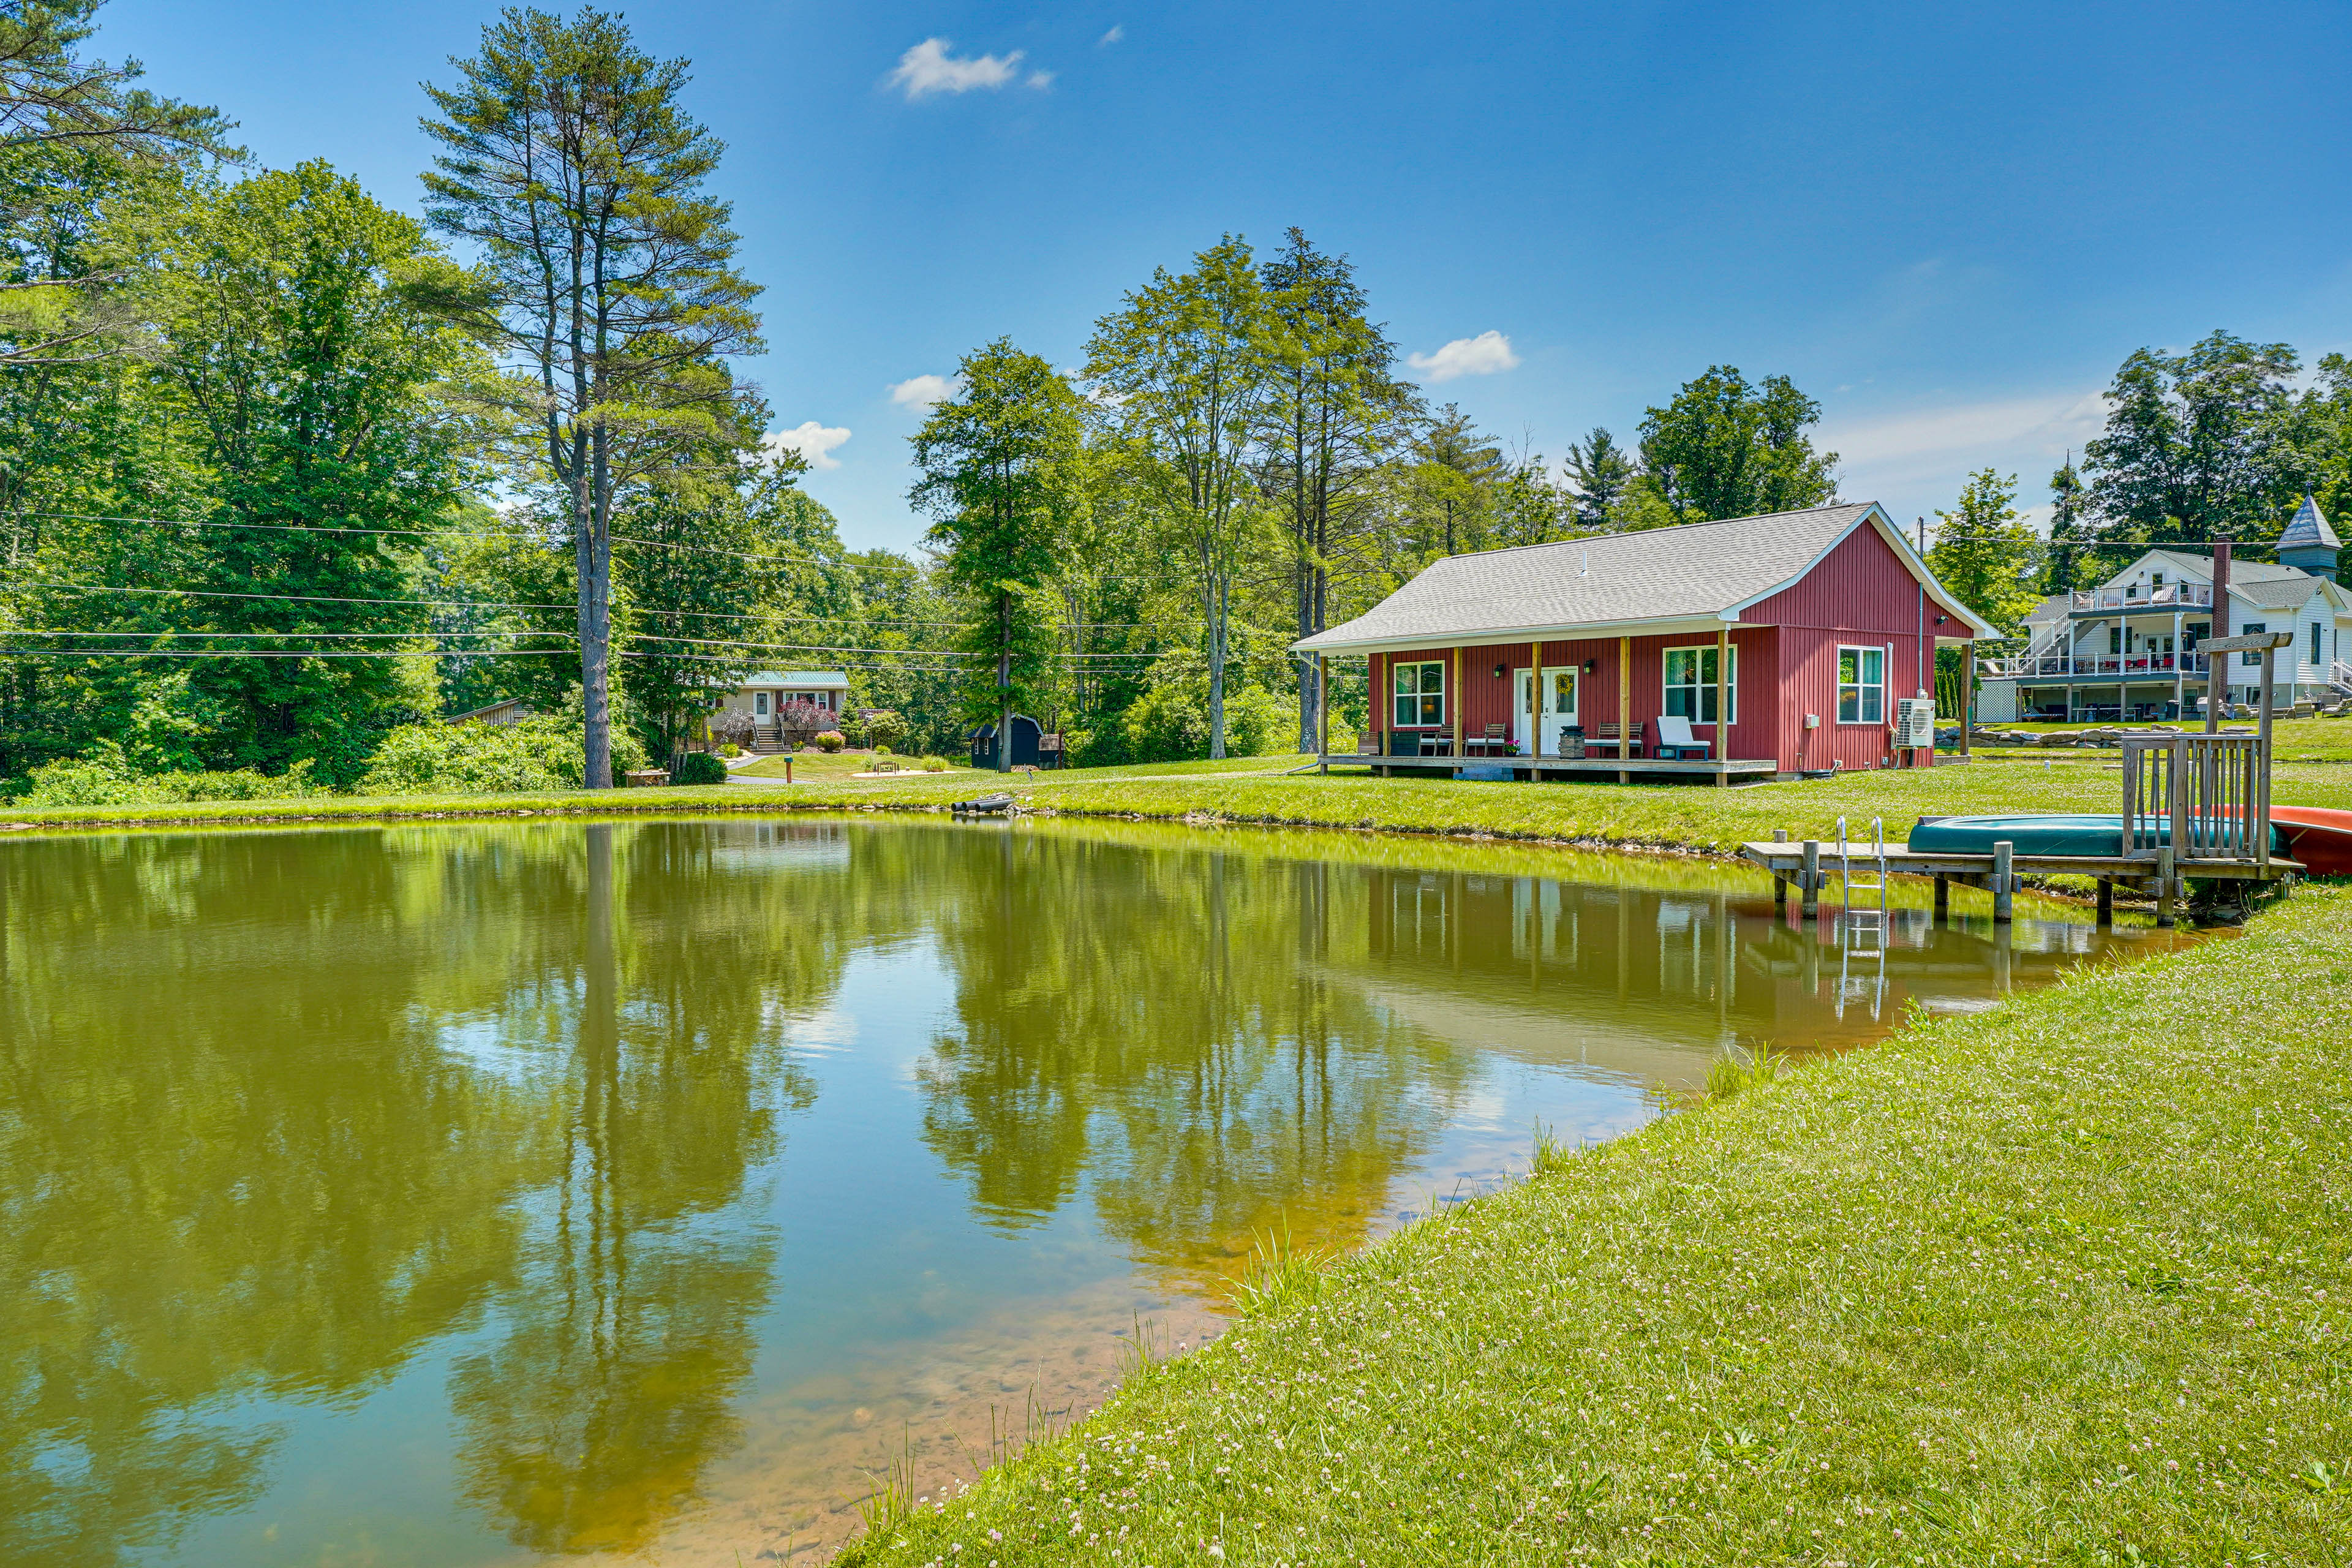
left=1906, top=813, right=2289, bottom=858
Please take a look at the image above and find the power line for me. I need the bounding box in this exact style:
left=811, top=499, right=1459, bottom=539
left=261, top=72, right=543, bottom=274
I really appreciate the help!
left=9, top=508, right=930, bottom=574
left=0, top=648, right=980, bottom=670
left=0, top=576, right=1180, bottom=631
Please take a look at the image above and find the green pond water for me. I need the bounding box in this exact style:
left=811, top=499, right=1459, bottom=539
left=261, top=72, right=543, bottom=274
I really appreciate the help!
left=0, top=813, right=2187, bottom=1566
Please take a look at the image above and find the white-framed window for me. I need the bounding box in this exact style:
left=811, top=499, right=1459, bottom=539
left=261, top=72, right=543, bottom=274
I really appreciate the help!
left=2241, top=622, right=2266, bottom=667
left=2313, top=623, right=2325, bottom=667
left=1836, top=645, right=1885, bottom=725
left=1662, top=645, right=1736, bottom=725
left=1392, top=659, right=1446, bottom=727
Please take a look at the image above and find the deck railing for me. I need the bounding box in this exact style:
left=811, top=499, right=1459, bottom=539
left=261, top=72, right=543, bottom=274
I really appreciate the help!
left=2121, top=731, right=2269, bottom=865
left=2071, top=583, right=2214, bottom=611
left=1977, top=650, right=2211, bottom=679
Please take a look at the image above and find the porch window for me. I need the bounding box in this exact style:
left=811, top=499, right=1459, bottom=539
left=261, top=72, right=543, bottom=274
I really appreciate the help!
left=1836, top=646, right=1885, bottom=725
left=1662, top=646, right=1736, bottom=725
left=2241, top=622, right=2266, bottom=667
left=1392, top=660, right=1445, bottom=727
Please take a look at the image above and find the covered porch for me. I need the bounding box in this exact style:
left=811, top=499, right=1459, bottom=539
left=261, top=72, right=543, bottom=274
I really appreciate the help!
left=1305, top=624, right=1784, bottom=788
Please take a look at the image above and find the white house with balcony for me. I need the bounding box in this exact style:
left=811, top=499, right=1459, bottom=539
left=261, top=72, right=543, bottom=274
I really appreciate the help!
left=1975, top=496, right=2352, bottom=722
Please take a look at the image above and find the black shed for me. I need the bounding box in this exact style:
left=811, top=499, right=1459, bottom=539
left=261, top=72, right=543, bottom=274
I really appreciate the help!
left=968, top=714, right=1044, bottom=770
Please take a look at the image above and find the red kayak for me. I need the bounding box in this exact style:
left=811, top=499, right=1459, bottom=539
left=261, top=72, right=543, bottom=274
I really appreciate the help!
left=2272, top=806, right=2352, bottom=875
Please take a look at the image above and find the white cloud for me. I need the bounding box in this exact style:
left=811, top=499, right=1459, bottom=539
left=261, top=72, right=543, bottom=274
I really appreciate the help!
left=887, top=373, right=962, bottom=409
left=1821, top=390, right=2106, bottom=495
left=1406, top=330, right=1521, bottom=383
left=1099, top=24, right=1124, bottom=44
left=1027, top=69, right=1055, bottom=89
left=762, top=421, right=852, bottom=470
left=887, top=37, right=1027, bottom=99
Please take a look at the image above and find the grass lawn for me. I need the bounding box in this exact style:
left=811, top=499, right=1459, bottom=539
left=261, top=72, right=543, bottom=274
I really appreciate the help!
left=1967, top=716, right=2352, bottom=763
left=730, top=749, right=965, bottom=782
left=7, top=754, right=2350, bottom=851
left=840, top=884, right=2352, bottom=1566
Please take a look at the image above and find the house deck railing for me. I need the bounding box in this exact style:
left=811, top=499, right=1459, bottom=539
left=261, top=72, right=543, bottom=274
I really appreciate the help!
left=1976, top=650, right=2212, bottom=679
left=2070, top=583, right=2214, bottom=612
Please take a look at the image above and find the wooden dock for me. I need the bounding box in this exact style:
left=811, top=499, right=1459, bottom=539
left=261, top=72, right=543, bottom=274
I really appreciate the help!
left=1736, top=837, right=2299, bottom=931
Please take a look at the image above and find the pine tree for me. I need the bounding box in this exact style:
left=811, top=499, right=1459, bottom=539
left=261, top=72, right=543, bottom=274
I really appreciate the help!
left=421, top=7, right=763, bottom=788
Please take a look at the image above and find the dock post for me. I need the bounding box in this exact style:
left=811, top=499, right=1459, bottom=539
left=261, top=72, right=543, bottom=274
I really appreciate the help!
left=1932, top=873, right=1948, bottom=922
left=2156, top=846, right=2176, bottom=929
left=1772, top=829, right=1789, bottom=910
left=1800, top=840, right=1820, bottom=920
left=1992, top=840, right=2013, bottom=924
left=2096, top=878, right=2113, bottom=928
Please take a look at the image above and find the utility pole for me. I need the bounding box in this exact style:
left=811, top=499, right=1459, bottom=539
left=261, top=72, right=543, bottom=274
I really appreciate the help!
left=997, top=590, right=1011, bottom=772
left=2207, top=540, right=2231, bottom=733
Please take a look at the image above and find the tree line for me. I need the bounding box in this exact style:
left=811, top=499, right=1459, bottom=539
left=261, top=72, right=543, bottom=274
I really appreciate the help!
left=12, top=4, right=2352, bottom=792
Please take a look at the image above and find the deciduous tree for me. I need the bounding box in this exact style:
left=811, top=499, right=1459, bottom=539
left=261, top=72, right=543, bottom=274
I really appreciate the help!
left=1635, top=365, right=1839, bottom=524
left=910, top=337, right=1088, bottom=771
left=1085, top=236, right=1278, bottom=760
left=2082, top=330, right=2299, bottom=545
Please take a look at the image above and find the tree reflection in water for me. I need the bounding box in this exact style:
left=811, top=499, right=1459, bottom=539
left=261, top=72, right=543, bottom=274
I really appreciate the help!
left=915, top=832, right=1477, bottom=1303
left=0, top=816, right=2151, bottom=1566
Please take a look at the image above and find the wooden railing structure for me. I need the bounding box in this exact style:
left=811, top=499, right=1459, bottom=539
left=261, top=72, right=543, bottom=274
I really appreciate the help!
left=2120, top=731, right=2269, bottom=868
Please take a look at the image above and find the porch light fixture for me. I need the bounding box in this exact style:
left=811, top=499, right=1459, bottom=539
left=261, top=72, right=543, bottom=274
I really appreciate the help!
left=1583, top=659, right=1597, bottom=673
left=1493, top=663, right=1506, bottom=679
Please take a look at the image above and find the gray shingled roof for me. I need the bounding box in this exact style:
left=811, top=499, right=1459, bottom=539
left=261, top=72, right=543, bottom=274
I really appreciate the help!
left=1295, top=502, right=1992, bottom=650
left=2279, top=493, right=2342, bottom=550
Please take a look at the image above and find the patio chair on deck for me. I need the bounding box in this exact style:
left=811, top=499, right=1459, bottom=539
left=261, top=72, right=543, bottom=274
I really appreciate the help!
left=1651, top=714, right=1713, bottom=760
left=1466, top=722, right=1509, bottom=756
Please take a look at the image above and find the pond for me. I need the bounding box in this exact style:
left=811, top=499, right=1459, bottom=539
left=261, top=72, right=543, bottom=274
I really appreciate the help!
left=0, top=813, right=2188, bottom=1566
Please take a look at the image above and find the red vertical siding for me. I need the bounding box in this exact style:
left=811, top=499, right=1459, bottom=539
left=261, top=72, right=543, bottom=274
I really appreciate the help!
left=1744, top=521, right=1939, bottom=771
left=1359, top=516, right=1944, bottom=773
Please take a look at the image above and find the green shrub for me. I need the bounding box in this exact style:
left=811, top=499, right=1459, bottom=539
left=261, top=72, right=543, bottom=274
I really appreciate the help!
left=719, top=742, right=742, bottom=758
left=10, top=745, right=325, bottom=807
left=815, top=730, right=846, bottom=753
left=918, top=755, right=948, bottom=772
left=865, top=709, right=909, bottom=751
left=671, top=751, right=728, bottom=786
left=355, top=715, right=646, bottom=794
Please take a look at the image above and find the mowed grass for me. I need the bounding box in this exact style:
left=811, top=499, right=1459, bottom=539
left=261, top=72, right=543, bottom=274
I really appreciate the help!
left=841, top=885, right=2352, bottom=1567
left=7, top=753, right=2351, bottom=846
left=1970, top=716, right=2352, bottom=762
left=730, top=749, right=965, bottom=782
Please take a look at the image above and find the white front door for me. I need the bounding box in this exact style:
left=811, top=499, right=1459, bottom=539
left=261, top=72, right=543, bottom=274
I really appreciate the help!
left=1539, top=666, right=1580, bottom=755
left=1513, top=669, right=1534, bottom=753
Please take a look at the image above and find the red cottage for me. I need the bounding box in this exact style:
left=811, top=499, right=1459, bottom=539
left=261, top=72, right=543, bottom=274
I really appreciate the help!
left=1292, top=502, right=1998, bottom=783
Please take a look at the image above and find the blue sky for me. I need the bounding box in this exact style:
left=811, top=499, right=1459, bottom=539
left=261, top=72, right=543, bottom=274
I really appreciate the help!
left=102, top=1, right=2352, bottom=551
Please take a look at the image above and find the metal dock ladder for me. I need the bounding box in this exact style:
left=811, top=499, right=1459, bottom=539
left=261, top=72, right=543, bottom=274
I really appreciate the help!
left=1833, top=815, right=1888, bottom=1020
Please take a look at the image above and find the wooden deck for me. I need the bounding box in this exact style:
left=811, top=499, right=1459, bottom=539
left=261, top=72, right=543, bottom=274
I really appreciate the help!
left=1319, top=753, right=1781, bottom=781
left=1735, top=841, right=2299, bottom=883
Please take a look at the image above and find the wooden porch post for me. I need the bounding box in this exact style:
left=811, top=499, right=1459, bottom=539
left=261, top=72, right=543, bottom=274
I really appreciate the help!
left=1452, top=645, right=1464, bottom=760
left=1961, top=639, right=1972, bottom=759
left=1528, top=641, right=1540, bottom=772
left=1317, top=655, right=1330, bottom=772
left=1372, top=652, right=1385, bottom=776
left=1618, top=635, right=1632, bottom=786
left=1715, top=625, right=1731, bottom=788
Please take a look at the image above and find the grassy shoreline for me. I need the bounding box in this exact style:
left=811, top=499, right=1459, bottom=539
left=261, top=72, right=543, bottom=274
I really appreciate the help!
left=8, top=753, right=2349, bottom=850
left=840, top=886, right=2352, bottom=1566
